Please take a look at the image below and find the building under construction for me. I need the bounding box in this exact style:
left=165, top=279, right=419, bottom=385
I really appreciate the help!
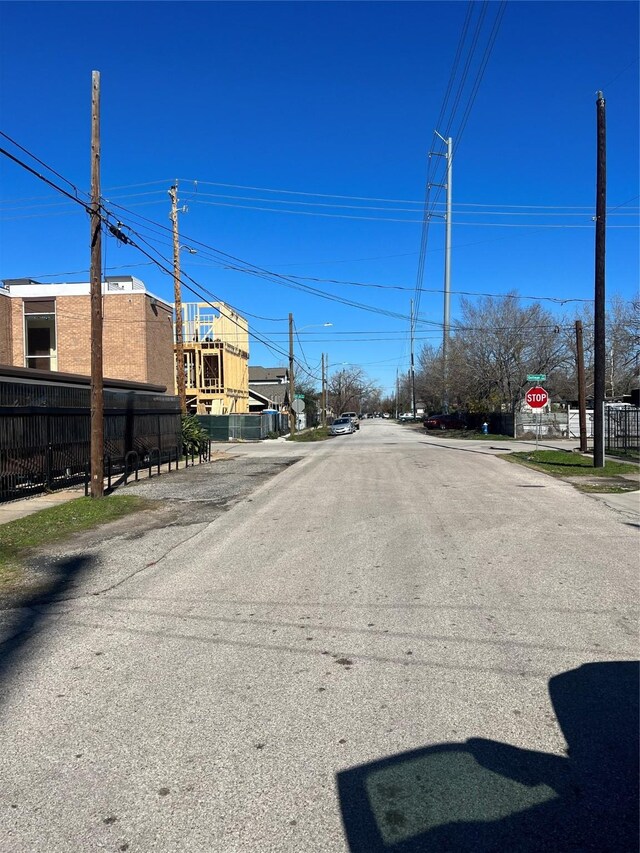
left=177, top=302, right=249, bottom=414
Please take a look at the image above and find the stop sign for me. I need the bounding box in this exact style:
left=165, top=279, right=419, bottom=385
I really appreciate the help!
left=525, top=386, right=549, bottom=409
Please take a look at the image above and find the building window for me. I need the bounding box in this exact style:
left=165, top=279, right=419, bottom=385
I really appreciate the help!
left=24, top=299, right=57, bottom=370
left=184, top=350, right=195, bottom=388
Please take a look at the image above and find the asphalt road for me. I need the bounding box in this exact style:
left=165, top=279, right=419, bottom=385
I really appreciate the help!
left=1, top=419, right=638, bottom=852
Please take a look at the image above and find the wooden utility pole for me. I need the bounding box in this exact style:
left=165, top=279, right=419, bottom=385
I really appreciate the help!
left=593, top=91, right=607, bottom=467
left=289, top=313, right=296, bottom=435
left=89, top=71, right=104, bottom=498
left=395, top=370, right=399, bottom=419
left=575, top=320, right=588, bottom=453
left=170, top=183, right=187, bottom=414
left=321, top=352, right=326, bottom=427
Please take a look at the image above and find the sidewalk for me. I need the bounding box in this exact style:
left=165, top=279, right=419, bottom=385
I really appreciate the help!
left=0, top=488, right=86, bottom=525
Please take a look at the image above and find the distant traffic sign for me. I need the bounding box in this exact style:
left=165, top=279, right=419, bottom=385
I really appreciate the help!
left=294, top=393, right=305, bottom=399
left=292, top=398, right=305, bottom=413
left=527, top=374, right=546, bottom=382
left=525, top=386, right=549, bottom=409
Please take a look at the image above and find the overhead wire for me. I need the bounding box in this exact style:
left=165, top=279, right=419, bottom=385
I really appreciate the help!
left=101, top=213, right=323, bottom=382
left=0, top=131, right=88, bottom=200
left=0, top=136, right=612, bottom=378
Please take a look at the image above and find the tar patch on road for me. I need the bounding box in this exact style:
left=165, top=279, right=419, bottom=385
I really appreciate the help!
left=119, top=456, right=301, bottom=525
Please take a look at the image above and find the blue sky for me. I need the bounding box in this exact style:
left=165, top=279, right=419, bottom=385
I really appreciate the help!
left=1, top=1, right=638, bottom=395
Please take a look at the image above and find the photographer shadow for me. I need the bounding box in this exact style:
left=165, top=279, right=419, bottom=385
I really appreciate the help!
left=337, top=661, right=639, bottom=852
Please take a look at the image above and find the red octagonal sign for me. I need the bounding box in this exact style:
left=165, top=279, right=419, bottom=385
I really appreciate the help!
left=526, top=386, right=549, bottom=409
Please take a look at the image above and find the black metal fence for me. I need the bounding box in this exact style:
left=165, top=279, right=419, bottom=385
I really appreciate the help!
left=0, top=379, right=185, bottom=502
left=605, top=406, right=640, bottom=454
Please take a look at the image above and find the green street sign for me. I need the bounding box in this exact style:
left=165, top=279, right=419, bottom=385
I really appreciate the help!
left=527, top=374, right=546, bottom=381
left=294, top=393, right=305, bottom=399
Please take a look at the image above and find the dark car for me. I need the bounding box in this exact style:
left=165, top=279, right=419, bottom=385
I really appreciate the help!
left=424, top=413, right=467, bottom=430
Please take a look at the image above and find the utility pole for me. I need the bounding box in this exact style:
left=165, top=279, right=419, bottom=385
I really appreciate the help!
left=169, top=183, right=187, bottom=414
left=89, top=70, right=104, bottom=498
left=576, top=319, right=588, bottom=453
left=395, top=370, right=399, bottom=419
left=289, top=313, right=296, bottom=435
left=593, top=91, right=606, bottom=467
left=321, top=352, right=327, bottom=427
left=410, top=298, right=416, bottom=418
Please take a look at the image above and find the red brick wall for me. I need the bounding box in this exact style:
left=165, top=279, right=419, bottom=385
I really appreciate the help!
left=144, top=299, right=174, bottom=390
left=10, top=299, right=24, bottom=366
left=0, top=295, right=12, bottom=364
left=7, top=292, right=173, bottom=388
left=101, top=293, right=173, bottom=387
left=56, top=295, right=91, bottom=374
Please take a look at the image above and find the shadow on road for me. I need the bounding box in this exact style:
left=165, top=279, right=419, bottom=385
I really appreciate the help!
left=0, top=555, right=93, bottom=701
left=337, top=661, right=639, bottom=852
left=419, top=440, right=513, bottom=458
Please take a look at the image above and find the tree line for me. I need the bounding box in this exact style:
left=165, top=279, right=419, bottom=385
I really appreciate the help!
left=400, top=294, right=639, bottom=415
left=296, top=294, right=638, bottom=419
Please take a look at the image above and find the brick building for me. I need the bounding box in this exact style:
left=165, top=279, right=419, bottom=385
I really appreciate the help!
left=0, top=276, right=174, bottom=390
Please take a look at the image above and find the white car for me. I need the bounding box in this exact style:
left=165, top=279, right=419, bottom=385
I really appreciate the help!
left=341, top=411, right=360, bottom=430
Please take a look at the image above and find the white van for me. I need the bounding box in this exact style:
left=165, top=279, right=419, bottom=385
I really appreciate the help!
left=341, top=412, right=360, bottom=430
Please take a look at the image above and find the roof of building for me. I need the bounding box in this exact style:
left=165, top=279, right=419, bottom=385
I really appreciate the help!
left=1, top=276, right=172, bottom=310
left=248, top=366, right=288, bottom=383
left=248, top=382, right=289, bottom=406
left=0, top=363, right=169, bottom=394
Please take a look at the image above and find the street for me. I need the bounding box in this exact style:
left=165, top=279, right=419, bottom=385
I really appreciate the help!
left=1, top=418, right=638, bottom=852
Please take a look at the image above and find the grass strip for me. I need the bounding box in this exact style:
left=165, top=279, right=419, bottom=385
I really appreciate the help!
left=0, top=495, right=150, bottom=589
left=605, top=448, right=640, bottom=463
left=446, top=431, right=514, bottom=441
left=287, top=426, right=330, bottom=442
left=505, top=450, right=638, bottom=479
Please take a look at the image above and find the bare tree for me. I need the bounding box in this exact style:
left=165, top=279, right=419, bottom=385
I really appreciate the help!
left=557, top=297, right=639, bottom=401
left=415, top=345, right=445, bottom=413
left=417, top=293, right=638, bottom=411
left=607, top=295, right=640, bottom=396
left=417, top=294, right=572, bottom=412
left=328, top=367, right=378, bottom=416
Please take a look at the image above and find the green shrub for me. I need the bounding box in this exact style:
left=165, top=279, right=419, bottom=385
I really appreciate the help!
left=181, top=414, right=209, bottom=456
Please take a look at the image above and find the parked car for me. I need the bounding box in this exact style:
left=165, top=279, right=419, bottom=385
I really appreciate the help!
left=424, top=413, right=467, bottom=430
left=330, top=417, right=355, bottom=436
left=341, top=411, right=360, bottom=430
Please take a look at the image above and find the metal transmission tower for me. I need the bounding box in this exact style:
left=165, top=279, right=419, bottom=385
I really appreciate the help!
left=428, top=132, right=453, bottom=412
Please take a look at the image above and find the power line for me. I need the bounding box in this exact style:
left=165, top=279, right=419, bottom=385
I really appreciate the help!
left=104, top=199, right=435, bottom=326
left=155, top=197, right=639, bottom=226
left=0, top=131, right=88, bottom=200
left=0, top=146, right=93, bottom=215
left=0, top=138, right=620, bottom=356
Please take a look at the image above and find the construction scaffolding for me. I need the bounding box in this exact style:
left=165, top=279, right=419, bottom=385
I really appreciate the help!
left=175, top=302, right=249, bottom=414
